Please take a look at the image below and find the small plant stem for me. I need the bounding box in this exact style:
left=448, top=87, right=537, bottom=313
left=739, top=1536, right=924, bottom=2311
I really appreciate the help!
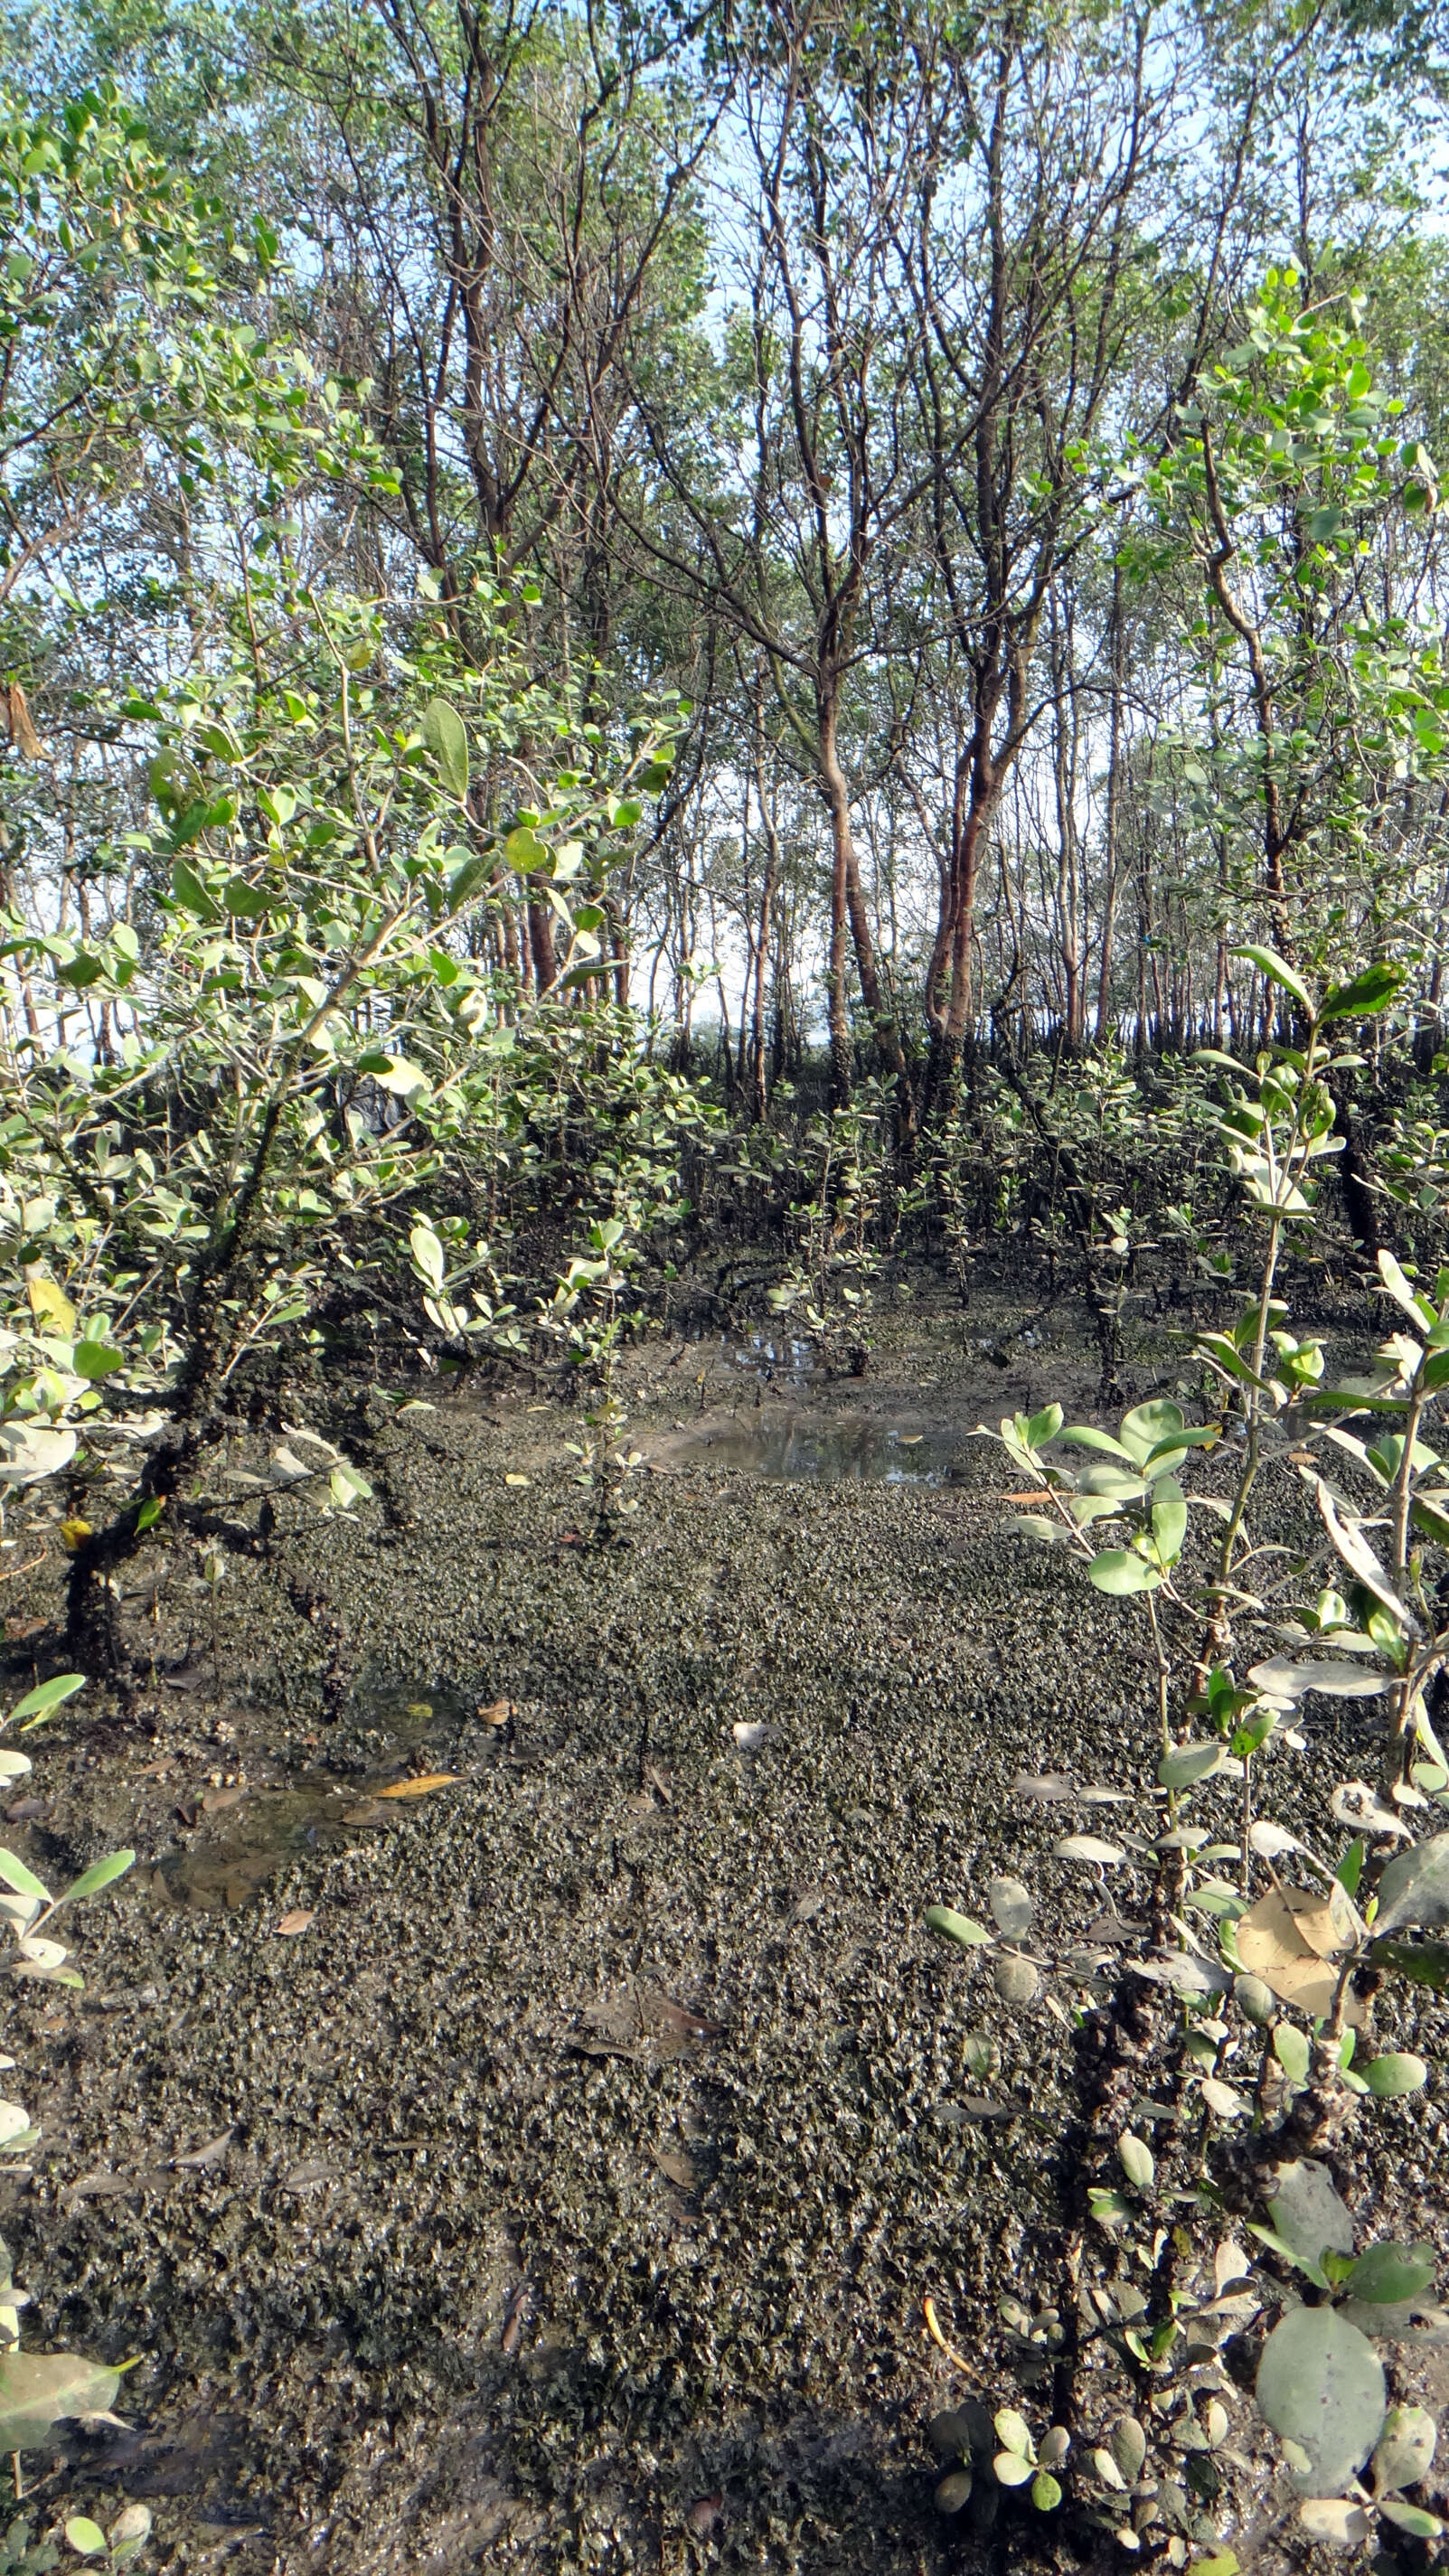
left=1389, top=1386, right=1425, bottom=1594
left=1146, top=1589, right=1171, bottom=1763
left=1208, top=1206, right=1284, bottom=1636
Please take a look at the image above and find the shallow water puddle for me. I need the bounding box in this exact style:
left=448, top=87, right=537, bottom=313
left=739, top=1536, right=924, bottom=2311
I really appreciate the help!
left=148, top=1671, right=487, bottom=1912
left=660, top=1410, right=964, bottom=1481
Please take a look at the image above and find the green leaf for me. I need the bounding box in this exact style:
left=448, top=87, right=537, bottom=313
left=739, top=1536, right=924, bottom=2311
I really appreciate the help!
left=1158, top=1740, right=1222, bottom=1791
left=446, top=851, right=491, bottom=910
left=1372, top=2403, right=1437, bottom=2493
left=224, top=875, right=272, bottom=919
left=1111, top=2418, right=1147, bottom=2484
left=924, top=1905, right=993, bottom=1948
left=1273, top=2022, right=1310, bottom=2084
left=0, top=2348, right=122, bottom=2450
left=1198, top=1332, right=1265, bottom=1387
left=1117, top=1399, right=1185, bottom=1465
left=73, top=1339, right=125, bottom=1379
left=373, top=1058, right=430, bottom=1102
left=9, top=1673, right=86, bottom=1725
left=1030, top=2471, right=1062, bottom=2511
left=1057, top=1425, right=1135, bottom=1460
left=63, top=2517, right=107, bottom=2556
left=423, top=699, right=470, bottom=799
left=1375, top=1833, right=1449, bottom=1933
left=994, top=2408, right=1034, bottom=2457
left=1378, top=1249, right=1434, bottom=1328
left=51, top=1849, right=135, bottom=1909
left=1023, top=1405, right=1063, bottom=1449
left=1319, top=964, right=1402, bottom=1023
left=1369, top=1936, right=1449, bottom=1988
left=136, top=1494, right=165, bottom=1532
left=0, top=1847, right=48, bottom=1902
left=1363, top=2051, right=1427, bottom=2098
left=504, top=827, right=549, bottom=871
left=1336, top=1838, right=1365, bottom=1898
left=993, top=2450, right=1033, bottom=2487
left=1256, top=2305, right=1385, bottom=2492
left=1087, top=2186, right=1132, bottom=2226
left=409, top=1223, right=446, bottom=1293
left=1378, top=2499, right=1444, bottom=2540
left=1151, top=1476, right=1187, bottom=1565
left=1232, top=945, right=1313, bottom=1017
left=1266, top=2158, right=1354, bottom=2286
left=1345, top=2240, right=1435, bottom=2303
left=171, top=857, right=221, bottom=922
left=1118, top=2130, right=1154, bottom=2192
left=1087, top=1549, right=1161, bottom=1595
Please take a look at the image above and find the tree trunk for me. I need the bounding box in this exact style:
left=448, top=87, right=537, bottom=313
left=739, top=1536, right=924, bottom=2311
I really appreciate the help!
left=818, top=688, right=915, bottom=1143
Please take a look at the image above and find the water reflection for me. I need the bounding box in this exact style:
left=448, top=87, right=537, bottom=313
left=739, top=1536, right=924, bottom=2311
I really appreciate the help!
left=718, top=1330, right=817, bottom=1384
left=668, top=1412, right=961, bottom=1483
left=150, top=1672, right=489, bottom=1913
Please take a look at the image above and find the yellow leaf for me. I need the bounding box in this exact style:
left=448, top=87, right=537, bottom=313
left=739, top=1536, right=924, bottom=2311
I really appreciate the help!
left=26, top=1272, right=76, bottom=1337
left=504, top=1473, right=531, bottom=1488
left=59, top=1518, right=92, bottom=1554
left=1237, top=1885, right=1363, bottom=2021
left=375, top=1773, right=460, bottom=1800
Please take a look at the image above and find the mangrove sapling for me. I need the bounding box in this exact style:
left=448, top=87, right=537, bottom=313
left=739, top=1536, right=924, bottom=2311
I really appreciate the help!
left=0, top=1677, right=145, bottom=2535
left=542, top=1219, right=645, bottom=1539
left=406, top=1220, right=524, bottom=1373
left=767, top=1090, right=888, bottom=1374
left=56, top=2510, right=152, bottom=2571
left=1, top=566, right=680, bottom=1669
left=921, top=954, right=1449, bottom=2555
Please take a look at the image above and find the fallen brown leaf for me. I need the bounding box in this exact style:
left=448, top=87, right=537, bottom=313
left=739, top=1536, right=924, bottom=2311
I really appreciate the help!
left=478, top=1698, right=513, bottom=1727
left=201, top=1786, right=247, bottom=1815
left=376, top=1772, right=460, bottom=1799
left=276, top=1909, right=315, bottom=1937
left=686, top=2496, right=723, bottom=2537
left=501, top=2280, right=531, bottom=2355
left=1237, top=1885, right=1364, bottom=2021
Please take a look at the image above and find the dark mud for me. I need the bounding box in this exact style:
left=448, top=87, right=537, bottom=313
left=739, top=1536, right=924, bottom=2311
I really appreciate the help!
left=2, top=1291, right=1445, bottom=2573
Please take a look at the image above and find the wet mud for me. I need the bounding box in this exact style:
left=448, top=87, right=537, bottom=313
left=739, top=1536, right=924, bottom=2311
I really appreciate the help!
left=1, top=1289, right=1444, bottom=2573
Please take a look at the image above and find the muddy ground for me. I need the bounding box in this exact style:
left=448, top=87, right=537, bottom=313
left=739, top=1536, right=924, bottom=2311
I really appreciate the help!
left=2, top=1279, right=1446, bottom=2574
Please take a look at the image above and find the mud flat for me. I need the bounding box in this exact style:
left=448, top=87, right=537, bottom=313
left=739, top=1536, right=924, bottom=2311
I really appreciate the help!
left=2, top=1296, right=1443, bottom=2571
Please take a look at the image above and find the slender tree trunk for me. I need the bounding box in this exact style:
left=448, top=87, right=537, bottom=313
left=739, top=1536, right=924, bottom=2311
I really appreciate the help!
left=818, top=683, right=915, bottom=1142
left=528, top=902, right=556, bottom=993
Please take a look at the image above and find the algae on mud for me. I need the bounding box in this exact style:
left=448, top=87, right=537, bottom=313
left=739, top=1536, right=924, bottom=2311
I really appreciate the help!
left=0, top=1306, right=1445, bottom=2572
